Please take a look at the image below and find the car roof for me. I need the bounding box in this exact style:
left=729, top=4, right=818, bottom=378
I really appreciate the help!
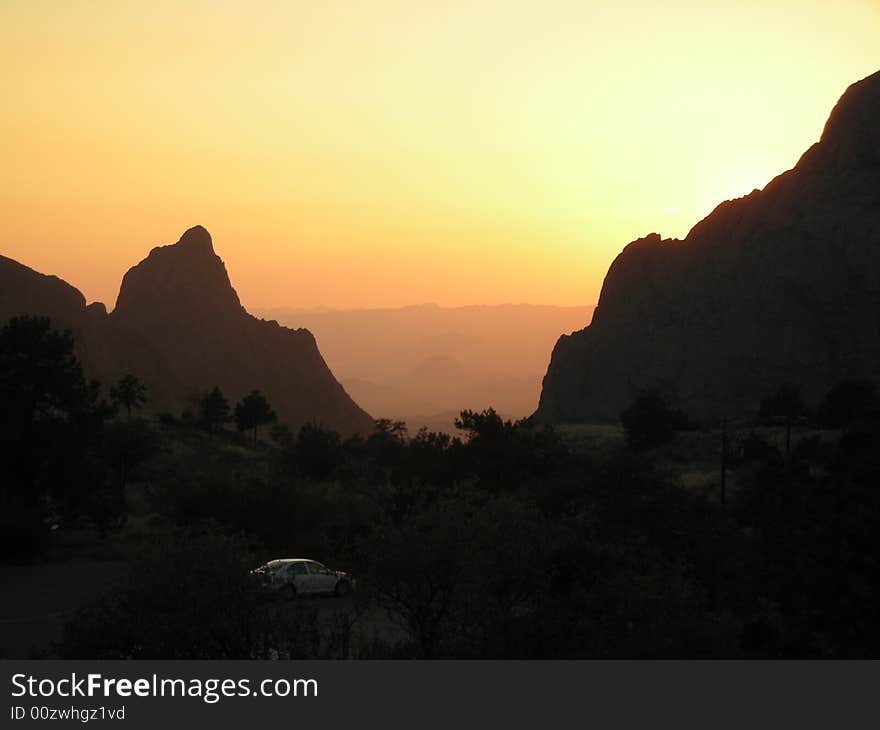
left=266, top=558, right=318, bottom=565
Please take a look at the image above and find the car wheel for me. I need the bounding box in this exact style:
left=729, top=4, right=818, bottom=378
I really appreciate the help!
left=281, top=584, right=297, bottom=601
left=335, top=580, right=351, bottom=597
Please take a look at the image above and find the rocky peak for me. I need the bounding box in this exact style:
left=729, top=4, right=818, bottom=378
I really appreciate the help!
left=105, top=226, right=374, bottom=434
left=112, top=226, right=243, bottom=325
left=536, top=69, right=880, bottom=424
left=3, top=227, right=374, bottom=435
left=176, top=224, right=216, bottom=254
left=814, top=69, right=880, bottom=170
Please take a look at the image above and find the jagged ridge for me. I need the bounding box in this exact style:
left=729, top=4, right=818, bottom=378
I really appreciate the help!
left=1, top=227, right=373, bottom=435
left=536, top=69, right=880, bottom=423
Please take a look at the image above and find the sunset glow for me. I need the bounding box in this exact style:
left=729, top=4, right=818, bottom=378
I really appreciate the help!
left=2, top=0, right=878, bottom=309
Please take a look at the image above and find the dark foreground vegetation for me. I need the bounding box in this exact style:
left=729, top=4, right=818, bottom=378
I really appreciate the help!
left=3, top=315, right=880, bottom=658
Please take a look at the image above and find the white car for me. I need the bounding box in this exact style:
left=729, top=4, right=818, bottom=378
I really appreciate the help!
left=253, top=558, right=354, bottom=599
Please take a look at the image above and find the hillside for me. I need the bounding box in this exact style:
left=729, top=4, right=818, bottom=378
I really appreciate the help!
left=0, top=227, right=373, bottom=435
left=537, top=69, right=880, bottom=423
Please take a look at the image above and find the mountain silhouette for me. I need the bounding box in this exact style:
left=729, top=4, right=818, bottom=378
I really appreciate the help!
left=537, top=69, right=880, bottom=422
left=0, top=252, right=184, bottom=409
left=0, top=226, right=373, bottom=435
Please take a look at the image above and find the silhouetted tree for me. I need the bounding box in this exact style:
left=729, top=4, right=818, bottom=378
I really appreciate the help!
left=0, top=316, right=107, bottom=558
left=455, top=407, right=513, bottom=441
left=199, top=386, right=230, bottom=439
left=270, top=422, right=295, bottom=448
left=234, top=389, right=276, bottom=445
left=1, top=316, right=94, bottom=431
left=357, top=488, right=479, bottom=657
left=102, top=420, right=160, bottom=492
left=296, top=422, right=342, bottom=481
left=816, top=380, right=879, bottom=429
left=361, top=419, right=410, bottom=483
left=451, top=408, right=566, bottom=489
left=109, top=374, right=147, bottom=420
left=620, top=391, right=688, bottom=451
left=759, top=384, right=807, bottom=458
left=405, top=427, right=462, bottom=486
left=373, top=418, right=408, bottom=442
left=453, top=408, right=518, bottom=488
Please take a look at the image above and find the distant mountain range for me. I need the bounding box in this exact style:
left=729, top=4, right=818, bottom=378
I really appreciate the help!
left=537, top=69, right=880, bottom=423
left=255, top=303, right=593, bottom=432
left=1, top=227, right=373, bottom=435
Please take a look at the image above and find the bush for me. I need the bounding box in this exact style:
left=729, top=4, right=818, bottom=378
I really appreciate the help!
left=620, top=391, right=688, bottom=451
left=61, top=526, right=365, bottom=659
left=61, top=528, right=261, bottom=658
left=816, top=380, right=879, bottom=429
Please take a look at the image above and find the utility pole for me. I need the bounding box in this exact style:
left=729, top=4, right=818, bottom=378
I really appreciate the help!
left=720, top=417, right=728, bottom=507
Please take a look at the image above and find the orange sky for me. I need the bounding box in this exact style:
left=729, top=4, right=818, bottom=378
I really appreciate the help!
left=2, top=1, right=878, bottom=309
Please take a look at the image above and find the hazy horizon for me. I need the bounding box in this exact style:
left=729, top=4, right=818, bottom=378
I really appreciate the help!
left=257, top=302, right=595, bottom=313
left=256, top=302, right=594, bottom=431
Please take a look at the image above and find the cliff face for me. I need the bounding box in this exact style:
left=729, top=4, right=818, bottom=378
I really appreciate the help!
left=1, top=227, right=373, bottom=435
left=110, top=226, right=373, bottom=435
left=536, top=69, right=880, bottom=423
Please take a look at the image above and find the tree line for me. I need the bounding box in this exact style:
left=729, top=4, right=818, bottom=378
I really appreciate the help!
left=0, top=315, right=274, bottom=556
left=3, top=314, right=880, bottom=659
